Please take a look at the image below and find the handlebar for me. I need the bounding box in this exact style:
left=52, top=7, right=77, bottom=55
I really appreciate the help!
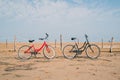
left=45, top=33, right=49, bottom=39
left=39, top=33, right=49, bottom=40
left=71, top=37, right=77, bottom=40
left=85, top=34, right=89, bottom=42
left=85, top=34, right=88, bottom=38
left=71, top=34, right=89, bottom=42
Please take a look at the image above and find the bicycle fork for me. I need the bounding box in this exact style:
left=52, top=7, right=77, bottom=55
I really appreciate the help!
left=88, top=45, right=94, bottom=53
left=45, top=45, right=50, bottom=53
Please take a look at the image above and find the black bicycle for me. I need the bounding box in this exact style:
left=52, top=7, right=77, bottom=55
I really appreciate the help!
left=63, top=34, right=100, bottom=59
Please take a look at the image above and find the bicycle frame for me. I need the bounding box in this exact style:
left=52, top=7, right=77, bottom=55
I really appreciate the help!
left=73, top=35, right=90, bottom=53
left=63, top=34, right=100, bottom=59
left=18, top=33, right=56, bottom=60
left=24, top=41, right=49, bottom=53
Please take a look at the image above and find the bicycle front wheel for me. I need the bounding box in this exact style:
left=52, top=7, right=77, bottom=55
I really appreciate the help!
left=63, top=45, right=77, bottom=59
left=18, top=45, right=32, bottom=60
left=85, top=44, right=100, bottom=59
left=43, top=45, right=56, bottom=59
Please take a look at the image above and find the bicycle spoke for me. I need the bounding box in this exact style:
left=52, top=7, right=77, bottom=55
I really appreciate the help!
left=18, top=45, right=32, bottom=60
left=43, top=45, right=56, bottom=59
left=86, top=44, right=100, bottom=59
left=63, top=45, right=77, bottom=59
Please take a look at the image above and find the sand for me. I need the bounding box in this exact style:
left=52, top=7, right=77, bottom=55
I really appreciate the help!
left=0, top=42, right=120, bottom=80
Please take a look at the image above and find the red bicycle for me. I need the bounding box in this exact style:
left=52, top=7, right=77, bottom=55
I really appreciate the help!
left=18, top=33, right=56, bottom=60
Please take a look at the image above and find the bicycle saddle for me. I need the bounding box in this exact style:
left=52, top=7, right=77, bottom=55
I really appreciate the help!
left=71, top=37, right=76, bottom=40
left=39, top=33, right=49, bottom=40
left=29, top=40, right=35, bottom=43
left=39, top=38, right=44, bottom=40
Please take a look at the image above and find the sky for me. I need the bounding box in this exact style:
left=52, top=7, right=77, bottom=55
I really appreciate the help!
left=0, top=0, right=120, bottom=42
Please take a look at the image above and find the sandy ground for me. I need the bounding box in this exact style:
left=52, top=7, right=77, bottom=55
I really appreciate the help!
left=0, top=42, right=120, bottom=80
left=0, top=51, right=120, bottom=80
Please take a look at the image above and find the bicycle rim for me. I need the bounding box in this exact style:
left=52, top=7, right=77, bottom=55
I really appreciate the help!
left=86, top=44, right=100, bottom=59
left=18, top=45, right=32, bottom=60
left=63, top=45, right=77, bottom=59
left=43, top=45, right=56, bottom=59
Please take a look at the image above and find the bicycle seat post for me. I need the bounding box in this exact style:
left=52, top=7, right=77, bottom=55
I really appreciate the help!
left=71, top=37, right=78, bottom=46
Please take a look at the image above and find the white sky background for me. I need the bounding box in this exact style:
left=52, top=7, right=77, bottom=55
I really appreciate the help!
left=0, top=0, right=120, bottom=42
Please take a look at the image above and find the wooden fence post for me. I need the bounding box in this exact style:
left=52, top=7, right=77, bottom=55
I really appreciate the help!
left=55, top=39, right=57, bottom=48
left=77, top=39, right=79, bottom=45
left=110, top=37, right=114, bottom=53
left=14, top=36, right=16, bottom=52
left=6, top=39, right=8, bottom=48
left=60, top=34, right=62, bottom=50
left=101, top=38, right=103, bottom=48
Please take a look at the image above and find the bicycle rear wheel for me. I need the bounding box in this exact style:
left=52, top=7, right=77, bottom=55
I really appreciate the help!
left=85, top=44, right=100, bottom=59
left=63, top=45, right=77, bottom=59
left=43, top=45, right=56, bottom=59
left=18, top=45, right=32, bottom=60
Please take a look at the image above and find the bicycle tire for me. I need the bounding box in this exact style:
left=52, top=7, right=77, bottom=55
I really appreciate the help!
left=18, top=45, right=32, bottom=60
left=85, top=44, right=100, bottom=59
left=63, top=45, right=77, bottom=59
left=43, top=45, right=56, bottom=59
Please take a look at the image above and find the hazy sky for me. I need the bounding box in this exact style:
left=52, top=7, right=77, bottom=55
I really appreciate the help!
left=0, top=0, right=120, bottom=42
